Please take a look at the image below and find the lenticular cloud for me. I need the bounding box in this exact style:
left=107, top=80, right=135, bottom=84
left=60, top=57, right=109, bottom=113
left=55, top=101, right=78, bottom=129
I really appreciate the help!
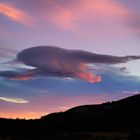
left=0, top=97, right=29, bottom=104
left=1, top=46, right=140, bottom=83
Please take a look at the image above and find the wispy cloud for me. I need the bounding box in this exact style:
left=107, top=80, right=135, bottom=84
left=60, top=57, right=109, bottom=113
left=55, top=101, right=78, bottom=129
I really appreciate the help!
left=0, top=47, right=17, bottom=58
left=47, top=0, right=128, bottom=30
left=36, top=0, right=140, bottom=37
left=0, top=97, right=29, bottom=104
left=2, top=0, right=139, bottom=36
left=0, top=2, right=34, bottom=27
left=121, top=91, right=140, bottom=95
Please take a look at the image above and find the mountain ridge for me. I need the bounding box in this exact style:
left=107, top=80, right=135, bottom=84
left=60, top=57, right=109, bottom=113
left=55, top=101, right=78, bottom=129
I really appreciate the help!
left=0, top=94, right=140, bottom=140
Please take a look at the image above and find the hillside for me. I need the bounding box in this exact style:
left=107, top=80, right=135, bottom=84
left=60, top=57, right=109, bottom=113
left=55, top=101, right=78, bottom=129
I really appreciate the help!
left=0, top=94, right=140, bottom=140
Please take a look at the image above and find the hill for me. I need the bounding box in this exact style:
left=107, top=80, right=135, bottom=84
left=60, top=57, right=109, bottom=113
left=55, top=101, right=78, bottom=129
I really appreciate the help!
left=0, top=94, right=140, bottom=140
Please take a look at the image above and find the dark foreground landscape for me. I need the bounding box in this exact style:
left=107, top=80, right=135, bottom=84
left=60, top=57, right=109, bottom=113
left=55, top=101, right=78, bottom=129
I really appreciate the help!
left=0, top=94, right=140, bottom=140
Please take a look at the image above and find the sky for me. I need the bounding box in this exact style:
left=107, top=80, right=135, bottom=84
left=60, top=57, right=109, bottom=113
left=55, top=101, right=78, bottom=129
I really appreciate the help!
left=0, top=0, right=140, bottom=119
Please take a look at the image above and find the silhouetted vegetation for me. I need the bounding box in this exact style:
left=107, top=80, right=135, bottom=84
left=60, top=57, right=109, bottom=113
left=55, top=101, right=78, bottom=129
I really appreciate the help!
left=0, top=94, right=140, bottom=140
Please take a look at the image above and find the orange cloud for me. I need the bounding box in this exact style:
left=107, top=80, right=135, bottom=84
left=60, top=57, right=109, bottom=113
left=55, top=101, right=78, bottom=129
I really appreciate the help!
left=9, top=76, right=32, bottom=81
left=8, top=69, right=35, bottom=81
left=0, top=2, right=34, bottom=27
left=76, top=71, right=102, bottom=83
left=76, top=63, right=102, bottom=83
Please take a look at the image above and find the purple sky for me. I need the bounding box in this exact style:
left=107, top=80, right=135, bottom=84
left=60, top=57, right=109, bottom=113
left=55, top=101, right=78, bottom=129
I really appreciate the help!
left=0, top=0, right=140, bottom=119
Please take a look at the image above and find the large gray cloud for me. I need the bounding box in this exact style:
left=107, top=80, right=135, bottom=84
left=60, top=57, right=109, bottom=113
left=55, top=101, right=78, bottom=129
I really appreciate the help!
left=1, top=46, right=140, bottom=83
left=17, top=46, right=140, bottom=65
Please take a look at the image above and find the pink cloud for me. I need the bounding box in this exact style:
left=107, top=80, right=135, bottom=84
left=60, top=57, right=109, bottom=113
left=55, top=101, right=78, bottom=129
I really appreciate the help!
left=43, top=0, right=129, bottom=31
left=1, top=0, right=139, bottom=37
left=0, top=2, right=34, bottom=27
left=38, top=0, right=139, bottom=38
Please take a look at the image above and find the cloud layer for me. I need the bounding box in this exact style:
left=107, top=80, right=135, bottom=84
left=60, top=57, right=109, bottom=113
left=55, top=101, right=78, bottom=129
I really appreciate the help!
left=1, top=0, right=140, bottom=35
left=38, top=0, right=140, bottom=35
left=44, top=0, right=129, bottom=30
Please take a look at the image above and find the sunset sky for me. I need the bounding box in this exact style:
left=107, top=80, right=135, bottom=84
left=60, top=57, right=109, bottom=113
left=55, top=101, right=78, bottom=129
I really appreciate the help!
left=0, top=0, right=140, bottom=119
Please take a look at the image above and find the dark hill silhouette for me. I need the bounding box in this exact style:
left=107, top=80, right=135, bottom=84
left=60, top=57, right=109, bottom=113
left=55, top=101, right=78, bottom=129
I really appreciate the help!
left=0, top=94, right=140, bottom=140
left=65, top=93, right=140, bottom=114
